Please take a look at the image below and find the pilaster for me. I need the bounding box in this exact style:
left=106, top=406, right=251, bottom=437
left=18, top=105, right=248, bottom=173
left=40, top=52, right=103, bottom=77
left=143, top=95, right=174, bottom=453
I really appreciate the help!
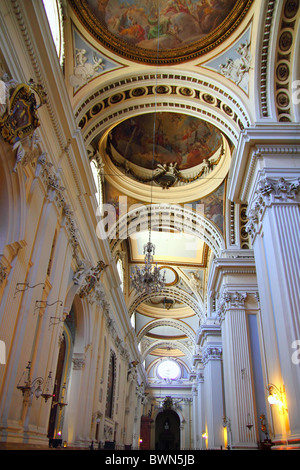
left=217, top=291, right=257, bottom=449
left=229, top=126, right=300, bottom=447
left=197, top=321, right=224, bottom=449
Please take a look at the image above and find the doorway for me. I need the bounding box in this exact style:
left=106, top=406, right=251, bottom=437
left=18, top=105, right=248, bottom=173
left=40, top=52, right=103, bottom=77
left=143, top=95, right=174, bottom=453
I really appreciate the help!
left=155, top=410, right=180, bottom=450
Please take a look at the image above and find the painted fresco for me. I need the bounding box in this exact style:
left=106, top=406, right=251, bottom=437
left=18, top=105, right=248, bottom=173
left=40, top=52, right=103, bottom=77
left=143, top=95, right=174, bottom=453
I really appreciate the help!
left=85, top=0, right=239, bottom=51
left=103, top=179, right=225, bottom=234
left=110, top=112, right=222, bottom=171
left=192, top=180, right=225, bottom=233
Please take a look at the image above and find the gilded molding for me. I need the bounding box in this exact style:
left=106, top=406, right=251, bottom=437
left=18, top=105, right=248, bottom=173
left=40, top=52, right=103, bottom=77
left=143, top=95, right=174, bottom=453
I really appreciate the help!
left=70, top=0, right=254, bottom=65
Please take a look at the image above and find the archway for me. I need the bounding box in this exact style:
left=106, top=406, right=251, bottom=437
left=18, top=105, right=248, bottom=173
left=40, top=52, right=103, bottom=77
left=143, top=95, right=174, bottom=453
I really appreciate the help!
left=155, top=409, right=180, bottom=450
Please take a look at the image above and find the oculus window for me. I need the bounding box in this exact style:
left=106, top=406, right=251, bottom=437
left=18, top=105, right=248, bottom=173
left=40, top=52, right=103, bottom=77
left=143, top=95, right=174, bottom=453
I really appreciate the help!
left=157, top=360, right=181, bottom=381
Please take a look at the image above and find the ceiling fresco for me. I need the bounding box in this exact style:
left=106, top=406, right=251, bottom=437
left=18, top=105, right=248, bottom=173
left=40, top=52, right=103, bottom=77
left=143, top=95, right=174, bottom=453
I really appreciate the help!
left=109, top=112, right=223, bottom=171
left=71, top=0, right=253, bottom=63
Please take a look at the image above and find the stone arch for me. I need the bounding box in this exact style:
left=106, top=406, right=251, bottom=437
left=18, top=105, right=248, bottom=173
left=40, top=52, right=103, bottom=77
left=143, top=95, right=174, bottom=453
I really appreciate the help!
left=137, top=318, right=195, bottom=345
left=155, top=409, right=181, bottom=451
left=77, top=70, right=252, bottom=148
left=108, top=203, right=225, bottom=258
left=129, top=286, right=203, bottom=319
left=141, top=340, right=193, bottom=362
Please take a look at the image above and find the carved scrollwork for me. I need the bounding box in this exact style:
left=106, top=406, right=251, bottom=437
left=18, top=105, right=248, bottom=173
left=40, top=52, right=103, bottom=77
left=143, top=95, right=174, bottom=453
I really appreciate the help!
left=0, top=78, right=46, bottom=145
left=246, top=176, right=300, bottom=238
left=217, top=291, right=247, bottom=323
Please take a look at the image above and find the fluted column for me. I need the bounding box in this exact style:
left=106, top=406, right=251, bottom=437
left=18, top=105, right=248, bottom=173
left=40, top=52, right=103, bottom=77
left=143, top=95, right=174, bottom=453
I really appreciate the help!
left=218, top=291, right=257, bottom=448
left=246, top=172, right=300, bottom=445
left=202, top=345, right=224, bottom=449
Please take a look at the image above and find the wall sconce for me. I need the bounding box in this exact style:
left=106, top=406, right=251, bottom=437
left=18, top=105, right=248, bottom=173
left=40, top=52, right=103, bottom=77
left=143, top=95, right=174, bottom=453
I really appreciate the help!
left=17, top=361, right=52, bottom=402
left=246, top=413, right=253, bottom=431
left=266, top=383, right=287, bottom=413
left=13, top=282, right=45, bottom=299
left=41, top=371, right=54, bottom=402
left=52, top=382, right=68, bottom=409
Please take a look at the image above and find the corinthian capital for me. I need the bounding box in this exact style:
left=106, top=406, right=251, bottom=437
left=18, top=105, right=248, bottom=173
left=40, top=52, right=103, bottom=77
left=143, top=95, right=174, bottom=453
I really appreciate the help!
left=246, top=176, right=300, bottom=238
left=217, top=291, right=247, bottom=323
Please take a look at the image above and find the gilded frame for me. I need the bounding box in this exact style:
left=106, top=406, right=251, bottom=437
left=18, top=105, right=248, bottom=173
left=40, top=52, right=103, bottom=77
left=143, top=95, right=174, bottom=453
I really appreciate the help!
left=70, top=0, right=254, bottom=65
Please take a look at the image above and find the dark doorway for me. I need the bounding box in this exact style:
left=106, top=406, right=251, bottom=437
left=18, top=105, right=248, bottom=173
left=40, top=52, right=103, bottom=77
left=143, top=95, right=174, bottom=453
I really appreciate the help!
left=155, top=410, right=180, bottom=450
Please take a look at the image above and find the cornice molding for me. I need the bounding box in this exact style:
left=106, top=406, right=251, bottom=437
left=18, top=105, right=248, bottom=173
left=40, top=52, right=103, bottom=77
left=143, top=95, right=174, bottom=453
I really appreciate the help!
left=228, top=123, right=300, bottom=203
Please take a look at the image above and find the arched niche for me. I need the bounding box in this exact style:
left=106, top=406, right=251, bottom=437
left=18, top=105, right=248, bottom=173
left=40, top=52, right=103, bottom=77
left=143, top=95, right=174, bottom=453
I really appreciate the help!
left=155, top=409, right=181, bottom=451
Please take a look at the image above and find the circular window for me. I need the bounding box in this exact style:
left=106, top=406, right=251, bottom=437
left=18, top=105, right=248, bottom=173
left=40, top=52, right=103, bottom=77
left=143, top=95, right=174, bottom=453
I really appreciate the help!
left=157, top=360, right=181, bottom=380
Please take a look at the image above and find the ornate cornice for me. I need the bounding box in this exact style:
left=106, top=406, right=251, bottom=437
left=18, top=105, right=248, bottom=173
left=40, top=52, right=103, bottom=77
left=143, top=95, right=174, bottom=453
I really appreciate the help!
left=78, top=75, right=250, bottom=147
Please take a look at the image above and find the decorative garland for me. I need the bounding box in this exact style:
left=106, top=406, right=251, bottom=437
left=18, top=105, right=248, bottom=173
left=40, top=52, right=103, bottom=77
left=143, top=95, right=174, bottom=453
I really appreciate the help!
left=106, top=140, right=224, bottom=189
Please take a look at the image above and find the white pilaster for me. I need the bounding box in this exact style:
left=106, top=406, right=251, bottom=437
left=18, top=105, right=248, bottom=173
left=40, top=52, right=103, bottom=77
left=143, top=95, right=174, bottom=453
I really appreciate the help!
left=218, top=292, right=257, bottom=448
left=246, top=171, right=300, bottom=445
left=229, top=126, right=300, bottom=447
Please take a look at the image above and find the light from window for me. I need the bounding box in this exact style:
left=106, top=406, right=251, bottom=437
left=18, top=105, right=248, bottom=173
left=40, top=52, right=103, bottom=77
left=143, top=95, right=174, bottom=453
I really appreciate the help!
left=90, top=160, right=102, bottom=207
left=157, top=360, right=181, bottom=380
left=43, top=0, right=64, bottom=65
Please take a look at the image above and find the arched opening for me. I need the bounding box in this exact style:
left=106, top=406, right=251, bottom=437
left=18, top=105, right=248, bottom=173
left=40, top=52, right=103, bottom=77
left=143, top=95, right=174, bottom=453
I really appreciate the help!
left=155, top=409, right=180, bottom=450
left=47, top=305, right=75, bottom=447
left=105, top=350, right=116, bottom=419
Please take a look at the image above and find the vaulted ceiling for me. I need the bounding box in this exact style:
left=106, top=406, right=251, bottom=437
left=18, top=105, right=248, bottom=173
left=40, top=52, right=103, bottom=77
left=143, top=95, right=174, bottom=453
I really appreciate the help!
left=44, top=0, right=257, bottom=386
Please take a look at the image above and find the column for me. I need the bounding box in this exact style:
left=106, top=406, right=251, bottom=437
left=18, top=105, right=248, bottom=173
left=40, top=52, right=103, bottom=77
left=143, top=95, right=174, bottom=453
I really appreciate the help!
left=218, top=291, right=257, bottom=449
left=202, top=344, right=224, bottom=449
left=197, top=372, right=205, bottom=449
left=192, top=355, right=204, bottom=449
left=197, top=321, right=224, bottom=449
left=246, top=168, right=300, bottom=446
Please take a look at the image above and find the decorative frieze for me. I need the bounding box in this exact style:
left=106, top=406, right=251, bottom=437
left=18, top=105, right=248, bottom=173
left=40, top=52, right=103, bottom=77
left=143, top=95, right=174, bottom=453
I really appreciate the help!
left=36, top=153, right=82, bottom=263
left=73, top=260, right=107, bottom=299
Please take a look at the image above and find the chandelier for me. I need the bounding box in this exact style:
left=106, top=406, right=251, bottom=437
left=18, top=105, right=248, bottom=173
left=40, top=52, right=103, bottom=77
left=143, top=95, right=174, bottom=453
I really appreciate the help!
left=131, top=239, right=166, bottom=295
left=131, top=6, right=166, bottom=296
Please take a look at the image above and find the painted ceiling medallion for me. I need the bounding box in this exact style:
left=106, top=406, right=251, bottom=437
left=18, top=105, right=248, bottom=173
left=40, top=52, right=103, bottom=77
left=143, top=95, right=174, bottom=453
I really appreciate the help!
left=71, top=0, right=253, bottom=64
left=105, top=111, right=224, bottom=188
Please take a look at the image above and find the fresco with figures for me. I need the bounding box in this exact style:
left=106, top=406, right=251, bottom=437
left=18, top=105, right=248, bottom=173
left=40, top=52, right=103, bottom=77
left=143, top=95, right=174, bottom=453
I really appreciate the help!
left=110, top=112, right=223, bottom=171
left=85, top=0, right=239, bottom=51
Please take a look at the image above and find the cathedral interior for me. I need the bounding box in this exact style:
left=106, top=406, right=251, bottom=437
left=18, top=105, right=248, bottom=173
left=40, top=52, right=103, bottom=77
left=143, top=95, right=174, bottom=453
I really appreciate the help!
left=0, top=0, right=300, bottom=451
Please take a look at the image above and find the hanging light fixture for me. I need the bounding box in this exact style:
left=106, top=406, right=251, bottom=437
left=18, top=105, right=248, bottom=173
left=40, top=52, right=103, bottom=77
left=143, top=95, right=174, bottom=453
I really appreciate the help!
left=131, top=238, right=166, bottom=295
left=131, top=6, right=166, bottom=295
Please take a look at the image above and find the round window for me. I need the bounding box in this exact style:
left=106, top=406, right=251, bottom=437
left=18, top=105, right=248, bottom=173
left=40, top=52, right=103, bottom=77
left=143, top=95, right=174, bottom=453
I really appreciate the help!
left=157, top=360, right=181, bottom=380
